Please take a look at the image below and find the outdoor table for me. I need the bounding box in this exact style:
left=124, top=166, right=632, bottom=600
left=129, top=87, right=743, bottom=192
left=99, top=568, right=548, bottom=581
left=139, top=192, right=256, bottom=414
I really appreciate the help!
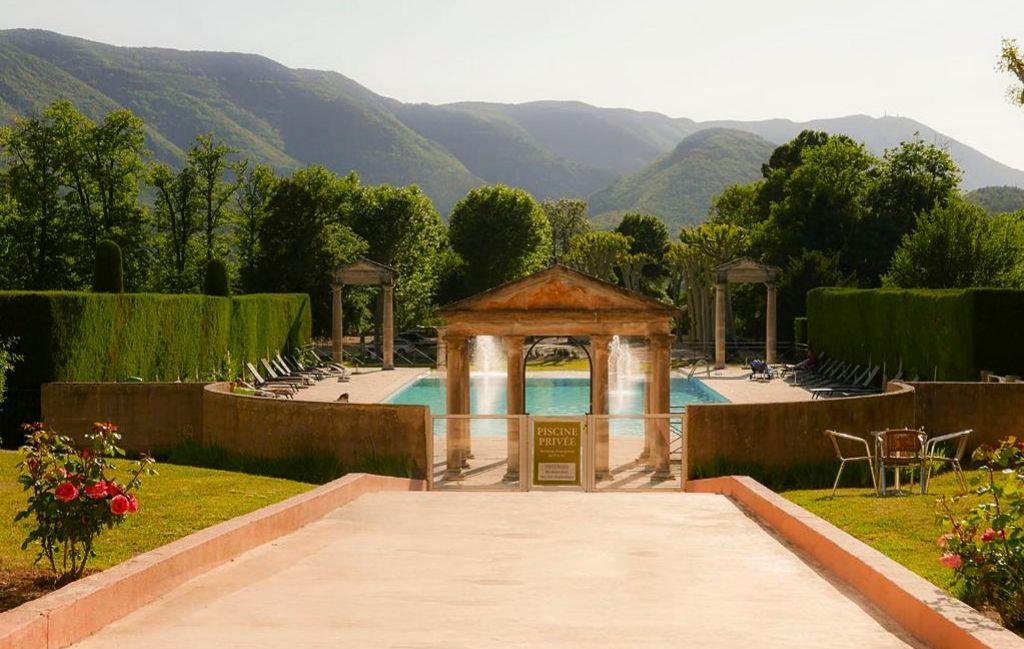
left=871, top=429, right=927, bottom=496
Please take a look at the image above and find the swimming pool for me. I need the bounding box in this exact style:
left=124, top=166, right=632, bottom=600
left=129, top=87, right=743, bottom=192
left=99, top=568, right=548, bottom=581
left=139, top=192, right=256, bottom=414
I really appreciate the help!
left=385, top=375, right=728, bottom=416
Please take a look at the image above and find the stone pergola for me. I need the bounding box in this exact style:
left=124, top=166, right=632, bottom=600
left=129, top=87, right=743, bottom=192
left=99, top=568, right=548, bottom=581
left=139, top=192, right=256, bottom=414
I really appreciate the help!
left=436, top=264, right=679, bottom=482
left=712, top=257, right=782, bottom=369
left=331, top=259, right=397, bottom=370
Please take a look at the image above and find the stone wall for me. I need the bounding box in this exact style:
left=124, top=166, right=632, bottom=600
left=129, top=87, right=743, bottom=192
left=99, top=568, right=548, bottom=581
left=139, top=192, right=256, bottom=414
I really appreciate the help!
left=685, top=382, right=917, bottom=480
left=41, top=382, right=207, bottom=454
left=909, top=381, right=1024, bottom=450
left=202, top=384, right=432, bottom=479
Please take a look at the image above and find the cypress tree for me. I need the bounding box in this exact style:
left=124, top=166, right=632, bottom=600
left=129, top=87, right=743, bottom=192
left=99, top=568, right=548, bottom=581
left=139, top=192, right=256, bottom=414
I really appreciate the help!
left=203, top=258, right=231, bottom=297
left=92, top=240, right=124, bottom=293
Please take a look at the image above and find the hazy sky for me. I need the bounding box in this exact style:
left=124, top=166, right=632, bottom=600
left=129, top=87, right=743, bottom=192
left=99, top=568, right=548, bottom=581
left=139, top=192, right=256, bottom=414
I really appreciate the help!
left=5, top=0, right=1024, bottom=168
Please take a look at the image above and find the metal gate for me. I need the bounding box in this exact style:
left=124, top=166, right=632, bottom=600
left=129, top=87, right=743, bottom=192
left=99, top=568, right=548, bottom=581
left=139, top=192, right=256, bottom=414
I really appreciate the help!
left=431, top=413, right=685, bottom=492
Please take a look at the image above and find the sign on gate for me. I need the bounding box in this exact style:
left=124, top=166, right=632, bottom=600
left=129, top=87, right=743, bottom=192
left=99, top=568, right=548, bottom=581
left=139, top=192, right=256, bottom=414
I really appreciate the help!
left=532, top=419, right=583, bottom=486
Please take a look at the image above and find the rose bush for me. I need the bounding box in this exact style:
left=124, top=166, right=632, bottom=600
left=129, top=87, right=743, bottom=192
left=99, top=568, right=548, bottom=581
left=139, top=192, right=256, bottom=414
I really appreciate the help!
left=15, top=422, right=156, bottom=582
left=938, top=437, right=1024, bottom=627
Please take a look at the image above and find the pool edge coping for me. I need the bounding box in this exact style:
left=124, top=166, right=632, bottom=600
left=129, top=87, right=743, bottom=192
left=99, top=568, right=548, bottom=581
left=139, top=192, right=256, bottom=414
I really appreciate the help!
left=687, top=476, right=1024, bottom=649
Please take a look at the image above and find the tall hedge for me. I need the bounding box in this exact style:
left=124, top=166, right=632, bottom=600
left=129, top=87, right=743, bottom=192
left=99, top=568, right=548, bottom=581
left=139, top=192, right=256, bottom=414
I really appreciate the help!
left=806, top=287, right=1024, bottom=381
left=0, top=292, right=311, bottom=445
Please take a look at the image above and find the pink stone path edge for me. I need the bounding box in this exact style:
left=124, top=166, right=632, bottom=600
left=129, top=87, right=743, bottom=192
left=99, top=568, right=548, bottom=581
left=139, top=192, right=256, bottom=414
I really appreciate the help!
left=0, top=473, right=426, bottom=649
left=687, top=476, right=1024, bottom=649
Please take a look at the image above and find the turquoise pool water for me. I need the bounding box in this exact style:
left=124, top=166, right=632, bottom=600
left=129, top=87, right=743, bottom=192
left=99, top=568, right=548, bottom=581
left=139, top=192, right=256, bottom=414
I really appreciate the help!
left=386, top=375, right=728, bottom=426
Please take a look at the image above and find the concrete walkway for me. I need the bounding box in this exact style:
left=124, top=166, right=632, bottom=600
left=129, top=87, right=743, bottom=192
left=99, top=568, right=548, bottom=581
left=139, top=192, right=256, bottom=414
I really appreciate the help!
left=72, top=493, right=922, bottom=648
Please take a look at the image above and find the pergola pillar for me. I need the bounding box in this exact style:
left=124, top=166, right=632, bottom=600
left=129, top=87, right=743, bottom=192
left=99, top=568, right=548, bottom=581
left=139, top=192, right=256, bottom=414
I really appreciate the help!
left=589, top=335, right=611, bottom=479
left=331, top=285, right=343, bottom=363
left=504, top=336, right=525, bottom=481
left=444, top=334, right=470, bottom=480
left=435, top=328, right=447, bottom=369
left=714, top=282, right=727, bottom=369
left=646, top=333, right=672, bottom=478
left=382, top=284, right=395, bottom=370
left=765, top=282, right=778, bottom=365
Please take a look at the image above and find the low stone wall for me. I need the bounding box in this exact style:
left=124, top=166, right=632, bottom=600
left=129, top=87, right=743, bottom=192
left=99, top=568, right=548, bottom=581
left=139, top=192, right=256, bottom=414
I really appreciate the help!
left=685, top=382, right=917, bottom=482
left=41, top=382, right=207, bottom=455
left=909, top=381, right=1024, bottom=451
left=202, top=383, right=432, bottom=480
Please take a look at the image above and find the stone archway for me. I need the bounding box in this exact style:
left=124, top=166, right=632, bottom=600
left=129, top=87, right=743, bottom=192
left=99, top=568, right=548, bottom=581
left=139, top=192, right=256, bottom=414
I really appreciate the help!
left=331, top=259, right=397, bottom=370
left=712, top=258, right=782, bottom=369
left=436, top=264, right=679, bottom=481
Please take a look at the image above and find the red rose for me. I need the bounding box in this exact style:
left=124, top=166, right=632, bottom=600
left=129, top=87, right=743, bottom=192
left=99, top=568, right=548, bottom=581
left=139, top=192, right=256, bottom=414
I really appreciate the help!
left=939, top=553, right=962, bottom=569
left=79, top=448, right=92, bottom=460
left=981, top=528, right=1005, bottom=542
left=127, top=494, right=139, bottom=513
left=105, top=482, right=123, bottom=497
left=84, top=481, right=108, bottom=499
left=109, top=494, right=130, bottom=515
left=55, top=482, right=79, bottom=503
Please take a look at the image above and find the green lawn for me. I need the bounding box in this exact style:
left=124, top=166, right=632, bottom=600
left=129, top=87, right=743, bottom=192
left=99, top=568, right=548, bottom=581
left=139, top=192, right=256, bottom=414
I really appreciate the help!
left=525, top=358, right=591, bottom=372
left=783, top=470, right=985, bottom=592
left=0, top=449, right=313, bottom=572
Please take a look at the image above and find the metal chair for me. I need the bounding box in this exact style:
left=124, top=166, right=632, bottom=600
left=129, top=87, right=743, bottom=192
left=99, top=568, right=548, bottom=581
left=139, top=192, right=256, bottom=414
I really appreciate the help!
left=825, top=430, right=878, bottom=497
left=924, top=429, right=973, bottom=493
left=875, top=428, right=926, bottom=495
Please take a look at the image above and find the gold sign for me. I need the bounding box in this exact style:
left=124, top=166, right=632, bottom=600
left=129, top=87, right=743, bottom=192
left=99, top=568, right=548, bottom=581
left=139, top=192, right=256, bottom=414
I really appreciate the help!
left=532, top=420, right=582, bottom=486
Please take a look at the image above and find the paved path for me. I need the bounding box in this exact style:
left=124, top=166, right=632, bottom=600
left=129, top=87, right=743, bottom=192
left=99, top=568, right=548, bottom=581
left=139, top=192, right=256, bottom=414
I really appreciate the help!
left=73, top=493, right=921, bottom=648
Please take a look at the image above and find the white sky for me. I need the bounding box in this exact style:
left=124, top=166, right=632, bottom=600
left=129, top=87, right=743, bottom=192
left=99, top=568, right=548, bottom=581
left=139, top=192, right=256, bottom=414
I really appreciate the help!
left=4, top=0, right=1024, bottom=168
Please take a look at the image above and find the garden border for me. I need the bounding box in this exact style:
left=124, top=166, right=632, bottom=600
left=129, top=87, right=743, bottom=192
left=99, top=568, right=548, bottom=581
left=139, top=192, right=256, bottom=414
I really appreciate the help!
left=0, top=472, right=426, bottom=649
left=687, top=475, right=1024, bottom=649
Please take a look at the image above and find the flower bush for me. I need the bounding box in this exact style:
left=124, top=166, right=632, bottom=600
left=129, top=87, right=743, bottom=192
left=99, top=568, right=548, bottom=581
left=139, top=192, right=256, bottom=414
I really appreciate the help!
left=15, top=422, right=155, bottom=582
left=938, top=437, right=1024, bottom=627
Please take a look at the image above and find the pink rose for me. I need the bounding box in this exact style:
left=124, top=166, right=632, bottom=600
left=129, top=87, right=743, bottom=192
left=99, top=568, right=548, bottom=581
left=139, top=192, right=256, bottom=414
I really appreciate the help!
left=55, top=482, right=79, bottom=503
left=127, top=494, right=139, bottom=513
left=109, top=494, right=130, bottom=516
left=937, top=533, right=954, bottom=548
left=84, top=482, right=108, bottom=499
left=981, top=528, right=1005, bottom=542
left=939, top=553, right=963, bottom=569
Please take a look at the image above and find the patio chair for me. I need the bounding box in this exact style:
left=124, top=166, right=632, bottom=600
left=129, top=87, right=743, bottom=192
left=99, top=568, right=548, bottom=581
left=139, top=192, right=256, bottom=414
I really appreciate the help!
left=825, top=430, right=878, bottom=497
left=245, top=362, right=299, bottom=395
left=271, top=355, right=317, bottom=384
left=261, top=358, right=311, bottom=387
left=924, top=429, right=973, bottom=493
left=875, top=428, right=926, bottom=495
left=310, top=349, right=351, bottom=381
left=810, top=365, right=880, bottom=399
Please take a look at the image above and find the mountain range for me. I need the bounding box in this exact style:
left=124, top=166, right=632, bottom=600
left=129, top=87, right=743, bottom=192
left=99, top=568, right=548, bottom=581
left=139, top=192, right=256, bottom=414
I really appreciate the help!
left=1, top=29, right=1023, bottom=233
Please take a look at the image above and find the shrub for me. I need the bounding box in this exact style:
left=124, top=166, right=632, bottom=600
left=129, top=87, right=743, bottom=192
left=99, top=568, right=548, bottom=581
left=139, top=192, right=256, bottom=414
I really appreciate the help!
left=938, top=438, right=1024, bottom=626
left=0, top=337, right=18, bottom=413
left=793, top=317, right=807, bottom=345
left=15, top=422, right=156, bottom=582
left=92, top=240, right=124, bottom=293
left=203, top=258, right=231, bottom=297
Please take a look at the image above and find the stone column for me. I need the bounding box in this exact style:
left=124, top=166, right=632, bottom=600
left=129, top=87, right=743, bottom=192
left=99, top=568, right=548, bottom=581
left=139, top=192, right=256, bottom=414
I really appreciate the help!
left=714, top=283, right=727, bottom=369
left=648, top=333, right=672, bottom=478
left=444, top=334, right=470, bottom=480
left=504, top=336, right=525, bottom=481
left=589, top=335, right=611, bottom=480
left=765, top=282, right=778, bottom=365
left=382, top=283, right=395, bottom=370
left=331, top=285, right=343, bottom=363
left=435, top=328, right=447, bottom=369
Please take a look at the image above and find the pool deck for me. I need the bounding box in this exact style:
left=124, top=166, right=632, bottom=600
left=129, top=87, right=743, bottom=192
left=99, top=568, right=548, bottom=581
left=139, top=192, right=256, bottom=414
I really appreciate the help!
left=291, top=364, right=814, bottom=406
left=69, top=491, right=922, bottom=649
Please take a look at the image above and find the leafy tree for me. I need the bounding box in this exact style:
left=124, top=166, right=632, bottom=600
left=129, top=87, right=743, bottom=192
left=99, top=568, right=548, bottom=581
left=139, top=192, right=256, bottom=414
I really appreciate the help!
left=564, top=231, right=631, bottom=282
left=233, top=163, right=277, bottom=292
left=151, top=163, right=201, bottom=291
left=0, top=105, right=72, bottom=288
left=883, top=200, right=1021, bottom=289
left=203, top=258, right=231, bottom=296
left=541, top=198, right=590, bottom=262
left=448, top=185, right=551, bottom=295
left=999, top=37, right=1024, bottom=106
left=709, top=182, right=763, bottom=228
left=188, top=134, right=242, bottom=264
left=615, top=212, right=669, bottom=295
left=348, top=183, right=446, bottom=329
left=252, top=166, right=367, bottom=332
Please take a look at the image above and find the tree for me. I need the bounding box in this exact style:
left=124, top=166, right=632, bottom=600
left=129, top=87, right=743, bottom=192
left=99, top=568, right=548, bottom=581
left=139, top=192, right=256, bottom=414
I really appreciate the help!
left=999, top=37, right=1024, bottom=106
left=92, top=240, right=123, bottom=293
left=188, top=134, right=242, bottom=264
left=233, top=164, right=277, bottom=292
left=151, top=163, right=201, bottom=291
left=348, top=183, right=446, bottom=329
left=0, top=106, right=72, bottom=288
left=564, top=231, right=631, bottom=282
left=252, top=167, right=367, bottom=332
left=883, top=200, right=1021, bottom=289
left=709, top=182, right=763, bottom=228
left=448, top=185, right=551, bottom=295
left=614, top=212, right=669, bottom=295
left=203, top=258, right=231, bottom=296
left=541, top=198, right=590, bottom=262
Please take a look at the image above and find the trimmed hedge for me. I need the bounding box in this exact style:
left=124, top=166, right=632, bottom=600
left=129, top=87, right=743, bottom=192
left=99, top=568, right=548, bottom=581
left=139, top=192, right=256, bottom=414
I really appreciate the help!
left=807, top=287, right=1024, bottom=381
left=0, top=292, right=311, bottom=445
left=793, top=317, right=807, bottom=346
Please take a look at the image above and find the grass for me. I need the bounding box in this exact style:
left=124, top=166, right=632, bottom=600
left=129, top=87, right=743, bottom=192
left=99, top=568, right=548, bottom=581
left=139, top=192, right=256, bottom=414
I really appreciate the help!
left=0, top=448, right=313, bottom=608
left=783, top=469, right=986, bottom=593
left=525, top=357, right=591, bottom=372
